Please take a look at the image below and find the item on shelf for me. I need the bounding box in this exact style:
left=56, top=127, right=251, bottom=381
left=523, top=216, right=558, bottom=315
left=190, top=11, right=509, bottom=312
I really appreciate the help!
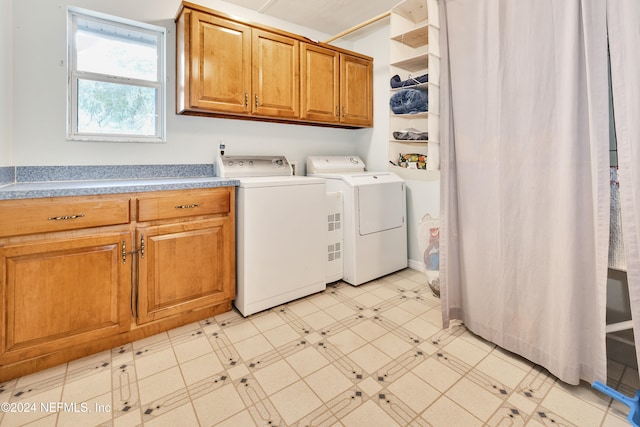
left=398, top=153, right=427, bottom=169
left=389, top=88, right=428, bottom=114
left=390, top=73, right=428, bottom=88
left=393, top=127, right=428, bottom=141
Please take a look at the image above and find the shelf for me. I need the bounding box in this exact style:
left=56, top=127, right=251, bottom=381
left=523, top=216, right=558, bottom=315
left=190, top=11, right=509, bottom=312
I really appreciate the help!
left=390, top=82, right=429, bottom=92
left=390, top=139, right=429, bottom=144
left=392, top=0, right=428, bottom=23
left=388, top=164, right=440, bottom=181
left=391, top=53, right=428, bottom=72
left=390, top=112, right=428, bottom=119
left=391, top=25, right=428, bottom=48
left=389, top=0, right=439, bottom=175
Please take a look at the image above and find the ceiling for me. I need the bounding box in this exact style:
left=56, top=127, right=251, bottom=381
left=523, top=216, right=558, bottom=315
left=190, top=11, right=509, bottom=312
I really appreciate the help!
left=220, top=0, right=400, bottom=39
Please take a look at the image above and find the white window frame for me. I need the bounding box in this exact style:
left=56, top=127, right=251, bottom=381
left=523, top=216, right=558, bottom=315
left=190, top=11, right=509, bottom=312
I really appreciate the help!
left=67, top=7, right=166, bottom=143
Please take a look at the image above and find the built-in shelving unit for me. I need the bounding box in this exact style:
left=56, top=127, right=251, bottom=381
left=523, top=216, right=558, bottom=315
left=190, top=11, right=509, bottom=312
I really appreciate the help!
left=388, top=0, right=439, bottom=180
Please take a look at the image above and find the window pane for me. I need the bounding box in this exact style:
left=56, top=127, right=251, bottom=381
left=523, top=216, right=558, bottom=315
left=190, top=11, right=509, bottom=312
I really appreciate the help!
left=77, top=79, right=157, bottom=136
left=76, top=18, right=158, bottom=81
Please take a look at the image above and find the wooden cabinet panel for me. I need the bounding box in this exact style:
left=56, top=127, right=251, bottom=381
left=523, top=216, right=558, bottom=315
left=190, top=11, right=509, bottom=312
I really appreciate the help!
left=137, top=188, right=231, bottom=222
left=0, top=232, right=131, bottom=364
left=186, top=10, right=251, bottom=114
left=176, top=2, right=373, bottom=128
left=301, top=46, right=373, bottom=126
left=340, top=54, right=373, bottom=127
left=0, top=186, right=236, bottom=380
left=179, top=8, right=302, bottom=119
left=0, top=197, right=129, bottom=237
left=252, top=30, right=299, bottom=119
left=300, top=43, right=339, bottom=123
left=136, top=217, right=235, bottom=324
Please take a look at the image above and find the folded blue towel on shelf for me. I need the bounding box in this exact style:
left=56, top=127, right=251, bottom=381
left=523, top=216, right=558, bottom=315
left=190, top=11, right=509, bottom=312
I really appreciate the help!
left=390, top=89, right=428, bottom=114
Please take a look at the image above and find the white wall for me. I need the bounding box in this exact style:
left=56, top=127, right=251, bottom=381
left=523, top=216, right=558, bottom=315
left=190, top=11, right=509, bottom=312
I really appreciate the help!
left=1, top=0, right=12, bottom=166
left=350, top=20, right=391, bottom=171
left=10, top=0, right=369, bottom=168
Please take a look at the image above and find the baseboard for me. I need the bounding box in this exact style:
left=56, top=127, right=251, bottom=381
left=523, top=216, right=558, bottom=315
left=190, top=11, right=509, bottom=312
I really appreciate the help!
left=408, top=259, right=426, bottom=272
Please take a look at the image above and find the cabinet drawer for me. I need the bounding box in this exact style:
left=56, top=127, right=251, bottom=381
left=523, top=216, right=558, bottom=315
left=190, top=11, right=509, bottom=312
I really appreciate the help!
left=0, top=198, right=130, bottom=237
left=137, top=189, right=231, bottom=222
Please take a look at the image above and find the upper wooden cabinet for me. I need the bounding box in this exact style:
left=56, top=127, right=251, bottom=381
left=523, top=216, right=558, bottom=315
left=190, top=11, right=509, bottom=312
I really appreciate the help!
left=252, top=29, right=299, bottom=119
left=181, top=10, right=251, bottom=114
left=300, top=46, right=373, bottom=127
left=340, top=54, right=374, bottom=127
left=300, top=43, right=340, bottom=124
left=178, top=10, right=298, bottom=119
left=176, top=2, right=373, bottom=128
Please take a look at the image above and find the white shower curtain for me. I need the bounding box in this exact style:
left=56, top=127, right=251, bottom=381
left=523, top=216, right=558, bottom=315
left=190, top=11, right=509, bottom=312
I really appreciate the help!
left=439, top=0, right=610, bottom=384
left=607, top=0, right=640, bottom=377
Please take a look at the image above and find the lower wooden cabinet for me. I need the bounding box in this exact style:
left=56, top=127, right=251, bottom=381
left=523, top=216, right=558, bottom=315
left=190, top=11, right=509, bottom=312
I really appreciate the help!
left=0, top=187, right=235, bottom=381
left=0, top=231, right=131, bottom=366
left=136, top=217, right=234, bottom=324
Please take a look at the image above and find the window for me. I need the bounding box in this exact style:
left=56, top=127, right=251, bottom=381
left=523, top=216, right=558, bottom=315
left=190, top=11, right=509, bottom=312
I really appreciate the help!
left=67, top=7, right=166, bottom=142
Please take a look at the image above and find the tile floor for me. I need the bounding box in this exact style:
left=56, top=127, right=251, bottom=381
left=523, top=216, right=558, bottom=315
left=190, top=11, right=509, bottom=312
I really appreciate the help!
left=0, top=268, right=637, bottom=426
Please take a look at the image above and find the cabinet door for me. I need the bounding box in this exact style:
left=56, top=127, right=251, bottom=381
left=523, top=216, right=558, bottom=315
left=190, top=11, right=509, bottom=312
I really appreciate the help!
left=252, top=29, right=299, bottom=119
left=0, top=232, right=131, bottom=364
left=136, top=217, right=234, bottom=324
left=300, top=43, right=339, bottom=123
left=188, top=11, right=251, bottom=114
left=340, top=54, right=373, bottom=127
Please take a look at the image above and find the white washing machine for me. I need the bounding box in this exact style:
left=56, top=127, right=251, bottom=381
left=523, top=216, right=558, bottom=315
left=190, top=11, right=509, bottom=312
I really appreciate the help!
left=307, top=156, right=407, bottom=286
left=217, top=155, right=326, bottom=316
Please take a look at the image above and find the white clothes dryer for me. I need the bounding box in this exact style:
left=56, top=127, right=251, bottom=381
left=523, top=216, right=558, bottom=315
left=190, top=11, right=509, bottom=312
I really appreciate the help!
left=307, top=156, right=407, bottom=286
left=217, top=155, right=326, bottom=316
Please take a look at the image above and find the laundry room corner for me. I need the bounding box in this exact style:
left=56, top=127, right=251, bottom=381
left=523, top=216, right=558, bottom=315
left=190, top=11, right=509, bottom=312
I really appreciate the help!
left=347, top=12, right=441, bottom=271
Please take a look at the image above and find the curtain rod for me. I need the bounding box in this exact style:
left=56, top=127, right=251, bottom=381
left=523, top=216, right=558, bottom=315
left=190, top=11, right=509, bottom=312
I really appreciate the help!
left=322, top=11, right=390, bottom=44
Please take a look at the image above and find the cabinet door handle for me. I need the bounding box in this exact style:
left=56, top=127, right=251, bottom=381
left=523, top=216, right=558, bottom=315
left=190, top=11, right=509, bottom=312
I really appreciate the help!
left=47, top=214, right=85, bottom=221
left=336, top=106, right=339, bottom=118
left=122, top=240, right=127, bottom=264
left=140, top=234, right=145, bottom=259
left=255, top=94, right=258, bottom=108
left=342, top=106, right=346, bottom=118
left=175, top=204, right=200, bottom=209
left=245, top=92, right=248, bottom=108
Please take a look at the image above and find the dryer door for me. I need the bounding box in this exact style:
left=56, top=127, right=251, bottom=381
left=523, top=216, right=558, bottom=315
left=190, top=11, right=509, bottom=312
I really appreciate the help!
left=356, top=180, right=405, bottom=235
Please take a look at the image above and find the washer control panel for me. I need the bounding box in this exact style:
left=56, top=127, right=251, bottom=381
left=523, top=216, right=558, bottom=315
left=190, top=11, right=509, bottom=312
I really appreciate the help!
left=306, top=156, right=366, bottom=174
left=216, top=155, right=292, bottom=177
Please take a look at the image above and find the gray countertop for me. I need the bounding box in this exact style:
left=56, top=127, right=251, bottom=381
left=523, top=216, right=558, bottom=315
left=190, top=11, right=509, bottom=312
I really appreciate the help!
left=0, top=177, right=239, bottom=200
left=0, top=164, right=239, bottom=200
